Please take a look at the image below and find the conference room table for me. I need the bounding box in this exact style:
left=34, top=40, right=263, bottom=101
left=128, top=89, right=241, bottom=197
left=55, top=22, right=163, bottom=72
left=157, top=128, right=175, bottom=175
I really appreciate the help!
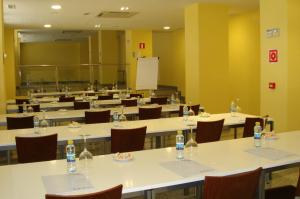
left=0, top=130, right=298, bottom=199
left=6, top=98, right=152, bottom=113
left=0, top=104, right=182, bottom=126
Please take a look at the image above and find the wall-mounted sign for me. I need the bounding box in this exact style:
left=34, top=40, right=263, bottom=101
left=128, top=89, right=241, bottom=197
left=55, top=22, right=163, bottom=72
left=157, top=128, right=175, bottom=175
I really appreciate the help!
left=139, top=43, right=145, bottom=49
left=269, top=82, right=276, bottom=89
left=269, top=49, right=278, bottom=62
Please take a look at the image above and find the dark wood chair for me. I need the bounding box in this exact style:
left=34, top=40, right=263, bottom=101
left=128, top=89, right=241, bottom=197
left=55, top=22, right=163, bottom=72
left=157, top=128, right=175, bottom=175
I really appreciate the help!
left=179, top=104, right=200, bottom=116
left=18, top=104, right=40, bottom=113
left=130, top=93, right=143, bottom=98
left=7, top=116, right=34, bottom=130
left=111, top=126, right=147, bottom=153
left=243, top=117, right=264, bottom=138
left=85, top=110, right=111, bottom=124
left=86, top=93, right=96, bottom=96
left=138, top=107, right=162, bottom=120
left=150, top=97, right=168, bottom=105
left=15, top=134, right=57, bottom=163
left=58, top=96, right=75, bottom=102
left=46, top=184, right=122, bottom=199
left=74, top=101, right=90, bottom=110
left=121, top=99, right=137, bottom=107
left=196, top=119, right=224, bottom=143
left=98, top=95, right=113, bottom=100
left=265, top=168, right=300, bottom=199
left=16, top=99, right=30, bottom=105
left=203, top=167, right=262, bottom=199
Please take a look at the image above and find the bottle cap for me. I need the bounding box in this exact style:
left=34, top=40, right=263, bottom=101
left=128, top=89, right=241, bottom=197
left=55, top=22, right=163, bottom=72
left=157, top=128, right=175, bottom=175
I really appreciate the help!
left=177, top=130, right=183, bottom=135
left=67, top=140, right=74, bottom=145
left=255, top=122, right=260, bottom=126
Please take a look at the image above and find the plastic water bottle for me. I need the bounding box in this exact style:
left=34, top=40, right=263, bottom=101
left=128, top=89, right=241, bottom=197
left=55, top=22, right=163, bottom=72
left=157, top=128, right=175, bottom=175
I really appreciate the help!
left=254, top=122, right=262, bottom=147
left=176, top=130, right=184, bottom=159
left=183, top=105, right=189, bottom=121
left=113, top=111, right=119, bottom=126
left=22, top=102, right=27, bottom=113
left=33, top=116, right=40, bottom=134
left=66, top=140, right=77, bottom=173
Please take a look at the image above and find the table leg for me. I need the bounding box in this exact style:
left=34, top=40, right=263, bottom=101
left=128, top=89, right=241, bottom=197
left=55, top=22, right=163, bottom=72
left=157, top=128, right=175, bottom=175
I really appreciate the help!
left=155, top=136, right=161, bottom=148
left=144, top=190, right=155, bottom=199
left=258, top=170, right=266, bottom=199
left=195, top=183, right=203, bottom=199
left=234, top=128, right=237, bottom=139
left=7, top=150, right=10, bottom=164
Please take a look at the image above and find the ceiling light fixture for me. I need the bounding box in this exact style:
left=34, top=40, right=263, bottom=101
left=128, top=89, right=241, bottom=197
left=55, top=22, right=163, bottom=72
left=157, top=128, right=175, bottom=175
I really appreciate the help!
left=44, top=24, right=52, bottom=28
left=120, top=6, right=129, bottom=11
left=163, top=26, right=171, bottom=30
left=51, top=4, right=62, bottom=10
left=94, top=24, right=102, bottom=28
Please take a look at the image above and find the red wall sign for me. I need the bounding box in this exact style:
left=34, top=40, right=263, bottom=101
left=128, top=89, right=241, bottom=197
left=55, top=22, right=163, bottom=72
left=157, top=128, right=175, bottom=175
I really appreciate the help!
left=139, top=43, right=145, bottom=49
left=269, top=49, right=278, bottom=62
left=269, top=82, right=276, bottom=89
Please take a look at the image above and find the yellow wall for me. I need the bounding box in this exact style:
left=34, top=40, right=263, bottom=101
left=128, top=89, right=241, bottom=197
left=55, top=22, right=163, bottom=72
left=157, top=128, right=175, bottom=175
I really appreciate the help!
left=153, top=29, right=185, bottom=95
left=287, top=0, right=300, bottom=130
left=125, top=30, right=152, bottom=90
left=229, top=10, right=260, bottom=115
left=0, top=0, right=7, bottom=112
left=185, top=3, right=230, bottom=113
left=4, top=26, right=16, bottom=99
left=260, top=0, right=288, bottom=132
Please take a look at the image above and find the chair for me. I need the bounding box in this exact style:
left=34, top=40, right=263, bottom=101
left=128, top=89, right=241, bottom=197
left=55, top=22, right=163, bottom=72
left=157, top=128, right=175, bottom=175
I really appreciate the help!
left=111, top=126, right=147, bottom=153
left=150, top=97, right=168, bottom=105
left=86, top=93, right=96, bottom=96
left=7, top=116, right=34, bottom=130
left=74, top=101, right=90, bottom=110
left=121, top=99, right=137, bottom=107
left=98, top=95, right=113, bottom=100
left=85, top=110, right=111, bottom=124
left=18, top=104, right=40, bottom=113
left=138, top=107, right=162, bottom=120
left=15, top=134, right=57, bottom=163
left=179, top=104, right=200, bottom=116
left=45, top=184, right=123, bottom=199
left=196, top=119, right=224, bottom=143
left=203, top=167, right=262, bottom=199
left=243, top=117, right=264, bottom=138
left=265, top=168, right=300, bottom=199
left=16, top=99, right=30, bottom=105
left=130, top=93, right=143, bottom=98
left=58, top=96, right=75, bottom=102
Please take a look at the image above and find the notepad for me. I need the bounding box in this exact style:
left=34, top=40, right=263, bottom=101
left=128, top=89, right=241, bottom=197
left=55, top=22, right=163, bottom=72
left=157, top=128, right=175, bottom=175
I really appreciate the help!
left=245, top=147, right=297, bottom=161
left=42, top=173, right=93, bottom=194
left=160, top=160, right=214, bottom=177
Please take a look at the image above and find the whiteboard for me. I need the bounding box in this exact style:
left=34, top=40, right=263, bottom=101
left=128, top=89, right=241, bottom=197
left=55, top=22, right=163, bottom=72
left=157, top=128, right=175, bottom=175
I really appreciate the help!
left=136, top=57, right=159, bottom=90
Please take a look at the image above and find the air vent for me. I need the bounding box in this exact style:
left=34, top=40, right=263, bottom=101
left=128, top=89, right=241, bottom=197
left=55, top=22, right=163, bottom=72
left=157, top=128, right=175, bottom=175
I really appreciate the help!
left=62, top=30, right=83, bottom=34
left=97, top=11, right=138, bottom=18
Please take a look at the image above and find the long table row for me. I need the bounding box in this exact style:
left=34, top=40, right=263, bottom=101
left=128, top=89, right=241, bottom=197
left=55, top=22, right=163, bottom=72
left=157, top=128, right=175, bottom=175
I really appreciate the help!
left=0, top=130, right=299, bottom=199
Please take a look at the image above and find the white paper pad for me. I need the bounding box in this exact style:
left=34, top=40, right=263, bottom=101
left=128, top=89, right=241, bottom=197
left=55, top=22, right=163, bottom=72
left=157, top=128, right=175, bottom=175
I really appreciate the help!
left=245, top=147, right=297, bottom=161
left=42, top=173, right=93, bottom=194
left=160, top=160, right=214, bottom=177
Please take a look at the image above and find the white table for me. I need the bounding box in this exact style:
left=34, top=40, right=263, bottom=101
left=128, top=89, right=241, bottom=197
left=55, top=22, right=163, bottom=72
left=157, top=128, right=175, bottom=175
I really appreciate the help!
left=0, top=131, right=299, bottom=199
left=6, top=98, right=152, bottom=113
left=0, top=104, right=180, bottom=126
left=30, top=90, right=128, bottom=98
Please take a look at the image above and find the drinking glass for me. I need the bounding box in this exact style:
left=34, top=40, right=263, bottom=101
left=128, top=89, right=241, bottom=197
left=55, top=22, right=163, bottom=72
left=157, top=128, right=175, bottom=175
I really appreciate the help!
left=79, top=134, right=93, bottom=161
left=185, top=125, right=198, bottom=160
left=119, top=106, right=127, bottom=122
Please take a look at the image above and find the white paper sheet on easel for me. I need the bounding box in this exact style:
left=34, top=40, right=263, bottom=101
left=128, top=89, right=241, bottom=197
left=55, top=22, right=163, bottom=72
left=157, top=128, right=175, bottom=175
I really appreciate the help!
left=136, top=57, right=159, bottom=90
left=42, top=173, right=93, bottom=194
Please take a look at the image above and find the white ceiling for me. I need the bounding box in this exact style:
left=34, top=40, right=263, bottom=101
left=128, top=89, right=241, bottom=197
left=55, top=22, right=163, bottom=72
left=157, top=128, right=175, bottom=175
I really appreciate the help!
left=4, top=0, right=259, bottom=31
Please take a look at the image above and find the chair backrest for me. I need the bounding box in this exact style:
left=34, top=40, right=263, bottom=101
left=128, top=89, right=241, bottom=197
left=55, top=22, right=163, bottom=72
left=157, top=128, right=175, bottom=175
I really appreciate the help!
left=179, top=104, right=200, bottom=116
left=196, top=119, right=224, bottom=143
left=15, top=134, right=57, bottom=163
left=111, top=126, right=147, bottom=153
left=203, top=167, right=262, bottom=199
left=150, top=97, right=168, bottom=105
left=98, top=95, right=113, bottom=100
left=7, top=116, right=34, bottom=130
left=243, top=117, right=264, bottom=138
left=121, top=99, right=137, bottom=107
left=130, top=93, right=143, bottom=98
left=74, top=101, right=90, bottom=110
left=59, top=96, right=75, bottom=102
left=85, top=110, right=111, bottom=124
left=16, top=99, right=30, bottom=105
left=45, top=184, right=123, bottom=199
left=296, top=169, right=300, bottom=196
left=18, top=104, right=40, bottom=113
left=86, top=93, right=96, bottom=96
left=138, top=107, right=162, bottom=120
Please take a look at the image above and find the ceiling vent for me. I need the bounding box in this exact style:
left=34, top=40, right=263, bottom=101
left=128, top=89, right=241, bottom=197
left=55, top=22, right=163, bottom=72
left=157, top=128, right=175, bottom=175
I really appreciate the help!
left=97, top=11, right=138, bottom=18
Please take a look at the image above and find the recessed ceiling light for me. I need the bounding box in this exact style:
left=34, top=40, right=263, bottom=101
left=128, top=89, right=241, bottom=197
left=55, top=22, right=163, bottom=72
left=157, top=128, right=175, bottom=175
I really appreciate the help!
left=44, top=24, right=52, bottom=28
left=94, top=24, right=102, bottom=28
left=163, top=26, right=171, bottom=30
left=120, top=6, right=129, bottom=11
left=51, top=4, right=62, bottom=10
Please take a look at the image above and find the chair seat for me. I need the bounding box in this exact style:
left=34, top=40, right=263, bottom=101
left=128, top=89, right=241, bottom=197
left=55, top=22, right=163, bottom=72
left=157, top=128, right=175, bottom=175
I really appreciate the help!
left=265, top=185, right=296, bottom=199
